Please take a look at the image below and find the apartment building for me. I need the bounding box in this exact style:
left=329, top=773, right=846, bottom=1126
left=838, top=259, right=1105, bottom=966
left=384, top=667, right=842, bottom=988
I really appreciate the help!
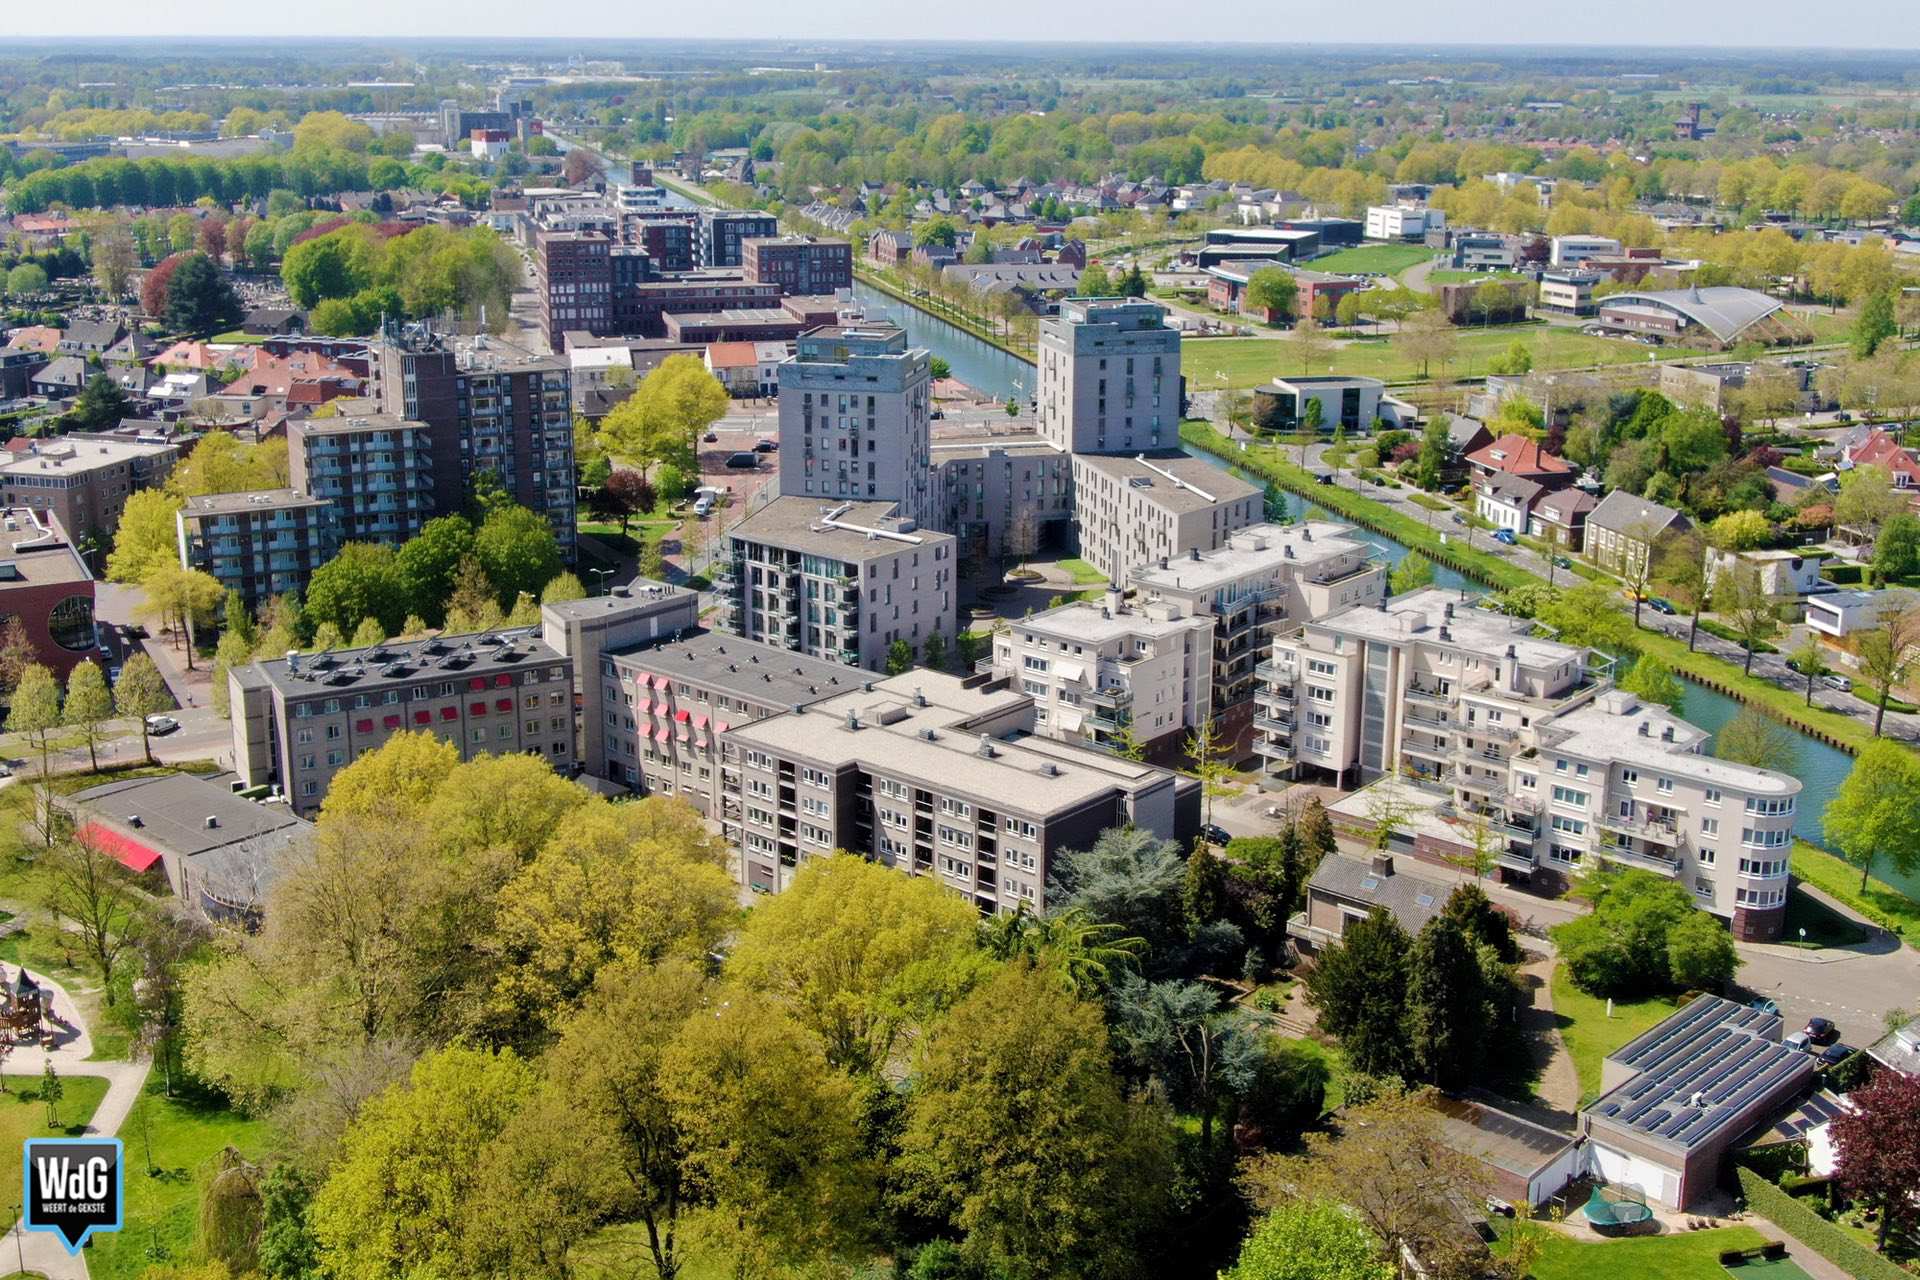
left=0, top=435, right=179, bottom=550
left=716, top=496, right=956, bottom=672
left=1069, top=452, right=1261, bottom=584
left=1131, top=521, right=1385, bottom=744
left=776, top=324, right=935, bottom=528
left=989, top=587, right=1213, bottom=757
left=1258, top=589, right=1799, bottom=940
left=287, top=413, right=436, bottom=546
left=1550, top=235, right=1623, bottom=268
left=700, top=210, right=780, bottom=269
left=1036, top=298, right=1182, bottom=455
left=376, top=324, right=576, bottom=558
left=175, top=490, right=343, bottom=608
left=931, top=436, right=1075, bottom=564
left=742, top=235, right=854, bottom=296
left=613, top=274, right=783, bottom=338
left=626, top=212, right=698, bottom=273
left=718, top=669, right=1200, bottom=906
left=539, top=579, right=699, bottom=772
left=1537, top=271, right=1600, bottom=318
left=0, top=507, right=105, bottom=679
left=229, top=627, right=575, bottom=818
left=531, top=229, right=613, bottom=348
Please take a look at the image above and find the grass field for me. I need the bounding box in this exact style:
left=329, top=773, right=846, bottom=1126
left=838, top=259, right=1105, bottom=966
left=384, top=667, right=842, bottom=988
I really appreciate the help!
left=1790, top=841, right=1920, bottom=941
left=1551, top=964, right=1681, bottom=1105
left=1310, top=244, right=1436, bottom=275
left=1494, top=1219, right=1773, bottom=1280
left=0, top=1074, right=111, bottom=1228
left=1188, top=324, right=1651, bottom=387
left=90, top=1079, right=272, bottom=1280
left=1055, top=556, right=1107, bottom=585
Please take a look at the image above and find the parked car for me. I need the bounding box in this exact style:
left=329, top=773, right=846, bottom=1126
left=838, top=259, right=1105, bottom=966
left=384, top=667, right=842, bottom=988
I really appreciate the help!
left=1201, top=824, right=1232, bottom=847
left=1450, top=512, right=1466, bottom=526
left=692, top=496, right=713, bottom=517
left=1553, top=556, right=1573, bottom=570
left=1805, top=1017, right=1839, bottom=1046
left=1822, top=674, right=1853, bottom=692
left=753, top=439, right=777, bottom=453
left=1492, top=528, right=1517, bottom=545
left=1818, top=1043, right=1855, bottom=1066
left=1749, top=997, right=1781, bottom=1015
left=1785, top=1030, right=1810, bottom=1053
left=702, top=431, right=719, bottom=442
left=724, top=452, right=758, bottom=469
left=1834, top=411, right=1853, bottom=424
left=1649, top=598, right=1677, bottom=615
left=145, top=714, right=179, bottom=736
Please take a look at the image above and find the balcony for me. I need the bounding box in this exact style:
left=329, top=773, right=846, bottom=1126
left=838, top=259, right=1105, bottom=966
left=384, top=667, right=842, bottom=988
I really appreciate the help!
left=1087, top=708, right=1130, bottom=733
left=1254, top=737, right=1294, bottom=762
left=1252, top=714, right=1294, bottom=736
left=974, top=657, right=998, bottom=675
left=1404, top=705, right=1451, bottom=729
left=1594, top=842, right=1681, bottom=877
left=1255, top=659, right=1298, bottom=684
left=1084, top=685, right=1132, bottom=708
left=1598, top=811, right=1683, bottom=847
left=1497, top=847, right=1539, bottom=873
left=1254, top=687, right=1295, bottom=713
left=1402, top=739, right=1450, bottom=762
left=1405, top=683, right=1452, bottom=708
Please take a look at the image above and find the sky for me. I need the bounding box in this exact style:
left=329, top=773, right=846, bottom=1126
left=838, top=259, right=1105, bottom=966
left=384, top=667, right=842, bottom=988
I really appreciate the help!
left=8, top=2, right=1920, bottom=47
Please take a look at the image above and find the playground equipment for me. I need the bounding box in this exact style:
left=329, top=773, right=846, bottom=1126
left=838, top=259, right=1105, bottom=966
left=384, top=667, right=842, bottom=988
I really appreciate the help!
left=1583, top=1183, right=1654, bottom=1232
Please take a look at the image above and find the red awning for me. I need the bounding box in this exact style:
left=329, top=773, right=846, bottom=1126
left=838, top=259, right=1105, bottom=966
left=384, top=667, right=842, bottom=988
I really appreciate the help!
left=716, top=720, right=731, bottom=733
left=494, top=674, right=512, bottom=687
left=414, top=710, right=432, bottom=726
left=468, top=677, right=487, bottom=691
left=693, top=713, right=709, bottom=730
left=354, top=718, right=374, bottom=733
left=440, top=706, right=459, bottom=721
left=494, top=698, right=513, bottom=712
left=653, top=726, right=672, bottom=743
left=383, top=715, right=402, bottom=730
left=674, top=709, right=691, bottom=723
left=77, top=822, right=162, bottom=874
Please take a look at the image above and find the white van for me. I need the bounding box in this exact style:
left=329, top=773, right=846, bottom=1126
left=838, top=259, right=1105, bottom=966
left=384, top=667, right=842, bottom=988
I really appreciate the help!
left=692, top=495, right=714, bottom=517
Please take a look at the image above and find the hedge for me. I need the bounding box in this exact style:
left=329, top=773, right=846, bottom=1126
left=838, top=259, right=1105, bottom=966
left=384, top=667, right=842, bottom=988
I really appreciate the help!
left=1734, top=1166, right=1911, bottom=1280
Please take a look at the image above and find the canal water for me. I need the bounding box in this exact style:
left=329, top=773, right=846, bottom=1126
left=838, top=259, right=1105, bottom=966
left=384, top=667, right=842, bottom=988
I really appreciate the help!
left=873, top=285, right=1866, bottom=878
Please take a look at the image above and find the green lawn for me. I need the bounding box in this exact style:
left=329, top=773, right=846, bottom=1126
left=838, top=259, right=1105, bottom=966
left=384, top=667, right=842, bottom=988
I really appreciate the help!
left=1428, top=269, right=1516, bottom=285
left=1189, top=324, right=1651, bottom=388
left=1309, top=244, right=1436, bottom=275
left=1630, top=627, right=1875, bottom=757
left=1790, top=841, right=1920, bottom=941
left=89, top=1079, right=273, bottom=1280
left=206, top=331, right=269, bottom=344
left=0, top=1073, right=111, bottom=1228
left=1495, top=1220, right=1772, bottom=1280
left=1723, top=1257, right=1817, bottom=1280
left=1551, top=964, right=1681, bottom=1105
left=1056, top=557, right=1108, bottom=586
left=1781, top=884, right=1869, bottom=949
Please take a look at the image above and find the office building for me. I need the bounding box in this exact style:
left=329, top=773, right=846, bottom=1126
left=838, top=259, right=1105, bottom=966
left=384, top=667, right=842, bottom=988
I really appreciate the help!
left=989, top=587, right=1214, bottom=757
left=1069, top=452, right=1261, bottom=584
left=531, top=229, right=613, bottom=348
left=0, top=507, right=104, bottom=678
left=376, top=324, right=576, bottom=558
left=1254, top=376, right=1397, bottom=433
left=0, top=435, right=179, bottom=549
left=1550, top=235, right=1623, bottom=268
left=287, top=413, right=436, bottom=547
left=1259, top=589, right=1799, bottom=939
left=700, top=210, right=780, bottom=269
left=1537, top=271, right=1600, bottom=318
left=776, top=325, right=935, bottom=529
left=1365, top=205, right=1445, bottom=241
left=229, top=626, right=575, bottom=818
left=175, top=490, right=343, bottom=608
left=743, top=235, right=854, bottom=296
left=718, top=669, right=1200, bottom=906
left=1131, top=521, right=1385, bottom=744
left=1036, top=298, right=1181, bottom=455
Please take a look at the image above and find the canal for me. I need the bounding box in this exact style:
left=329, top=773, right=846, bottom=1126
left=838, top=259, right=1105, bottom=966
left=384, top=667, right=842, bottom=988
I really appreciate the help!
left=866, top=283, right=1864, bottom=877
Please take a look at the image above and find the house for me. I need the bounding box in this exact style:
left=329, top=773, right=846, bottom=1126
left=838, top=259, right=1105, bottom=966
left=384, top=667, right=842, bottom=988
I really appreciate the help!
left=1256, top=376, right=1397, bottom=432
left=243, top=308, right=306, bottom=336
left=1585, top=491, right=1690, bottom=575
left=1365, top=205, right=1444, bottom=241
left=1705, top=549, right=1825, bottom=598
left=1839, top=427, right=1920, bottom=509
left=1446, top=414, right=1493, bottom=461
left=1580, top=995, right=1814, bottom=1210
left=1805, top=588, right=1920, bottom=639
left=1465, top=433, right=1574, bottom=491
left=57, top=318, right=126, bottom=358
left=1286, top=852, right=1451, bottom=954
left=1531, top=487, right=1597, bottom=552
left=867, top=229, right=913, bottom=268
left=2, top=326, right=62, bottom=355
left=29, top=356, right=89, bottom=397
left=1476, top=473, right=1545, bottom=534
left=1865, top=1013, right=1920, bottom=1079
left=1549, top=235, right=1622, bottom=268
left=703, top=341, right=762, bottom=397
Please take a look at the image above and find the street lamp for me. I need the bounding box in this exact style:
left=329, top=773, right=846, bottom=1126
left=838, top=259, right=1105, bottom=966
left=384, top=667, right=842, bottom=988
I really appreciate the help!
left=589, top=567, right=614, bottom=595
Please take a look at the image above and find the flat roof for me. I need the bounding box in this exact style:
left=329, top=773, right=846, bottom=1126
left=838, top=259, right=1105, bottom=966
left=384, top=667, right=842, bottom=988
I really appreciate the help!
left=1020, top=599, right=1211, bottom=645
left=1131, top=521, right=1370, bottom=593
left=540, top=578, right=686, bottom=623
left=612, top=628, right=861, bottom=707
left=247, top=626, right=565, bottom=698
left=1589, top=995, right=1815, bottom=1153
left=69, top=771, right=310, bottom=859
left=724, top=670, right=1175, bottom=814
left=1542, top=694, right=1799, bottom=796
left=289, top=411, right=427, bottom=437
left=727, top=497, right=951, bottom=562
left=1429, top=1093, right=1577, bottom=1181
left=0, top=436, right=173, bottom=474
left=1071, top=451, right=1259, bottom=515
left=180, top=489, right=329, bottom=517
left=1311, top=588, right=1579, bottom=671
left=0, top=507, right=92, bottom=589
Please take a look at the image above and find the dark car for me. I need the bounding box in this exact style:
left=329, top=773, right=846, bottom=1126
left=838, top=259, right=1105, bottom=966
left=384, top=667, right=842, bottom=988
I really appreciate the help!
left=1649, top=598, right=1677, bottom=615
left=1818, top=1043, right=1854, bottom=1066
left=1201, top=824, right=1232, bottom=847
left=724, top=452, right=759, bottom=469
left=1805, top=1017, right=1839, bottom=1046
left=753, top=439, right=777, bottom=453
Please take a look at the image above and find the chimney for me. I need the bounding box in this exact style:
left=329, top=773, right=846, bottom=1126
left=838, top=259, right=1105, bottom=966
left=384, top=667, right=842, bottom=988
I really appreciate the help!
left=1638, top=721, right=1650, bottom=736
left=914, top=686, right=927, bottom=708
left=1189, top=547, right=1200, bottom=561
left=1105, top=584, right=1124, bottom=617
left=1661, top=724, right=1674, bottom=742
left=204, top=815, right=220, bottom=829
left=977, top=734, right=996, bottom=758
left=846, top=709, right=861, bottom=730
left=1370, top=852, right=1394, bottom=877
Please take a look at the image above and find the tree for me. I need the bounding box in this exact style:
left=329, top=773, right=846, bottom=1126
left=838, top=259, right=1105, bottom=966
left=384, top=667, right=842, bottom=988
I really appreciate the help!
left=0, top=617, right=35, bottom=698
left=1853, top=288, right=1898, bottom=360
left=1407, top=914, right=1495, bottom=1090
left=1076, top=262, right=1111, bottom=296
left=598, top=469, right=655, bottom=535
left=1855, top=608, right=1920, bottom=736
left=897, top=962, right=1169, bottom=1280
left=1787, top=635, right=1827, bottom=707
left=1236, top=1036, right=1331, bottom=1150
left=1397, top=309, right=1456, bottom=380
left=40, top=1060, right=61, bottom=1128
left=162, top=251, right=243, bottom=336
left=393, top=514, right=475, bottom=625
left=1832, top=1068, right=1920, bottom=1249
left=70, top=374, right=129, bottom=429
left=475, top=505, right=562, bottom=609
left=1486, top=339, right=1533, bottom=376
left=1825, top=739, right=1920, bottom=893
left=659, top=988, right=875, bottom=1277
left=1224, top=1200, right=1393, bottom=1280
left=306, top=542, right=407, bottom=638
left=1707, top=510, right=1772, bottom=551
left=4, top=263, right=48, bottom=296
left=1654, top=529, right=1711, bottom=652
left=1243, top=268, right=1298, bottom=322
left=1834, top=465, right=1908, bottom=543
left=598, top=355, right=729, bottom=481
left=1305, top=908, right=1413, bottom=1078
left=1182, top=843, right=1229, bottom=939
left=1292, top=315, right=1330, bottom=376
left=62, top=659, right=113, bottom=772
left=1389, top=553, right=1434, bottom=595
left=1621, top=656, right=1684, bottom=712
left=310, top=1046, right=535, bottom=1280
left=886, top=638, right=914, bottom=675
left=45, top=831, right=146, bottom=1002
left=1713, top=561, right=1776, bottom=677
left=1551, top=869, right=1724, bottom=996
left=114, top=654, right=171, bottom=765
left=1414, top=418, right=1449, bottom=491
left=1874, top=513, right=1920, bottom=583
left=1186, top=716, right=1240, bottom=827
left=141, top=251, right=186, bottom=316
left=121, top=906, right=209, bottom=1098
left=141, top=563, right=225, bottom=670
left=7, top=664, right=62, bottom=845
left=1112, top=975, right=1258, bottom=1150
left=1715, top=706, right=1799, bottom=773
left=1666, top=911, right=1739, bottom=990
left=727, top=854, right=981, bottom=1075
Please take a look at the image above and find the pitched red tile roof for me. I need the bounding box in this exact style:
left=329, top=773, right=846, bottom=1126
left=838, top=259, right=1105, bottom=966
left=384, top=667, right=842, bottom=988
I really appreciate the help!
left=705, top=341, right=758, bottom=369
left=1845, top=429, right=1920, bottom=484
left=1467, top=432, right=1573, bottom=478
left=3, top=325, right=61, bottom=354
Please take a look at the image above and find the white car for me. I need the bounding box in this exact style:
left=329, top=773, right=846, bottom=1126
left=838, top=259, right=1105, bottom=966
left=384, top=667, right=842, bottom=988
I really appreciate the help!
left=144, top=714, right=180, bottom=735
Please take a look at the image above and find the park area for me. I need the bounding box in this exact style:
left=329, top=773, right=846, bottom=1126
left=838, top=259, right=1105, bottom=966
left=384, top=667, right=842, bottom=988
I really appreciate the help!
left=1494, top=1219, right=1789, bottom=1280
left=1188, top=323, right=1654, bottom=387
left=1309, top=244, right=1437, bottom=275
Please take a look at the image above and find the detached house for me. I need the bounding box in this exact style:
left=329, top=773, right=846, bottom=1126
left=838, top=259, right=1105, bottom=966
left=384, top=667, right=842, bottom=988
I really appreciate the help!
left=1840, top=427, right=1920, bottom=513
left=1532, top=487, right=1598, bottom=553
left=1585, top=492, right=1690, bottom=576
left=1466, top=433, right=1574, bottom=491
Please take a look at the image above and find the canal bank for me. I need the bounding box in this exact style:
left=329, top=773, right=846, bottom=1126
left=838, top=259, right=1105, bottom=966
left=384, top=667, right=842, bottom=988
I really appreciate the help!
left=852, top=277, right=1036, bottom=400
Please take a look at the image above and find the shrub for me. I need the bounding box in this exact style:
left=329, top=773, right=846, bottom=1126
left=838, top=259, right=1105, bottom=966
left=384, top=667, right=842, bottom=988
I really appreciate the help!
left=1736, top=1166, right=1912, bottom=1280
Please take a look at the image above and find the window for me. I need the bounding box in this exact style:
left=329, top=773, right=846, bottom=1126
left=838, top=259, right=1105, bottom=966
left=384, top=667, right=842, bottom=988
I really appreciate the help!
left=1551, top=786, right=1588, bottom=808
left=1700, top=817, right=1719, bottom=836
left=1621, top=768, right=1638, bottom=786
left=1307, top=659, right=1336, bottom=676
left=1656, top=776, right=1673, bottom=795
left=1697, top=846, right=1716, bottom=866
left=1705, top=787, right=1723, bottom=806
left=1549, top=815, right=1586, bottom=836
left=1307, top=685, right=1334, bottom=703
left=1741, top=827, right=1790, bottom=849
left=1744, top=796, right=1795, bottom=816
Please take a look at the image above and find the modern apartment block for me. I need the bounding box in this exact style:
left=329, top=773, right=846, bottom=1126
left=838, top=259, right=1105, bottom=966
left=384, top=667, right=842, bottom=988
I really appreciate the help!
left=376, top=324, right=576, bottom=558
left=715, top=497, right=957, bottom=671
left=1130, top=521, right=1385, bottom=744
left=988, top=587, right=1214, bottom=757
left=229, top=627, right=575, bottom=818
left=700, top=210, right=780, bottom=268
left=717, top=670, right=1200, bottom=906
left=539, top=580, right=699, bottom=773
left=1257, top=588, right=1799, bottom=940
left=175, top=490, right=343, bottom=608
left=930, top=437, right=1075, bottom=563
left=531, top=229, right=613, bottom=348
left=775, top=325, right=935, bottom=529
left=742, top=235, right=854, bottom=295
left=287, top=413, right=436, bottom=546
left=1069, top=452, right=1261, bottom=583
left=0, top=435, right=179, bottom=550
left=1036, top=298, right=1182, bottom=455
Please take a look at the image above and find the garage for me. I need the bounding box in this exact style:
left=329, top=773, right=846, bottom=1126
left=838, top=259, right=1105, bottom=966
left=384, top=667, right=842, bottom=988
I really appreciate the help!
left=1590, top=1142, right=1679, bottom=1209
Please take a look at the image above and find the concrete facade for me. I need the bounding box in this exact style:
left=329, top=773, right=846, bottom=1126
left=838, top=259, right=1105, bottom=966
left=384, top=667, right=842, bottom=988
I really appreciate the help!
left=1036, top=298, right=1181, bottom=455
left=776, top=325, right=935, bottom=530
left=1068, top=452, right=1261, bottom=584
left=175, top=489, right=343, bottom=609
left=0, top=435, right=178, bottom=550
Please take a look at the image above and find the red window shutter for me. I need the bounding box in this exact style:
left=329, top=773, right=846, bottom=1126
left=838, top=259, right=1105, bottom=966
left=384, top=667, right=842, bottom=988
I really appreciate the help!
left=383, top=715, right=402, bottom=730
left=494, top=673, right=512, bottom=687
left=469, top=677, right=487, bottom=691
left=495, top=698, right=513, bottom=712
left=354, top=718, right=373, bottom=733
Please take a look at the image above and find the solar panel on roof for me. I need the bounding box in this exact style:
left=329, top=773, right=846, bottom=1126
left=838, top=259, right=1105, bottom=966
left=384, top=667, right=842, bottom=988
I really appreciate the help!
left=1361, top=876, right=1379, bottom=890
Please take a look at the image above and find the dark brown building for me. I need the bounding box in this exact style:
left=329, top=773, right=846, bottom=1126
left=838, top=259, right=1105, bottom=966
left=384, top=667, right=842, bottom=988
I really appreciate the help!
left=742, top=235, right=854, bottom=296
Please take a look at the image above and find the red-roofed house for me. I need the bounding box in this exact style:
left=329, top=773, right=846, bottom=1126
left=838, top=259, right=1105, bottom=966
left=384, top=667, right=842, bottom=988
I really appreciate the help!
left=3, top=326, right=61, bottom=355
left=704, top=341, right=761, bottom=397
left=1841, top=428, right=1920, bottom=510
left=1467, top=433, right=1575, bottom=492
left=149, top=340, right=229, bottom=372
